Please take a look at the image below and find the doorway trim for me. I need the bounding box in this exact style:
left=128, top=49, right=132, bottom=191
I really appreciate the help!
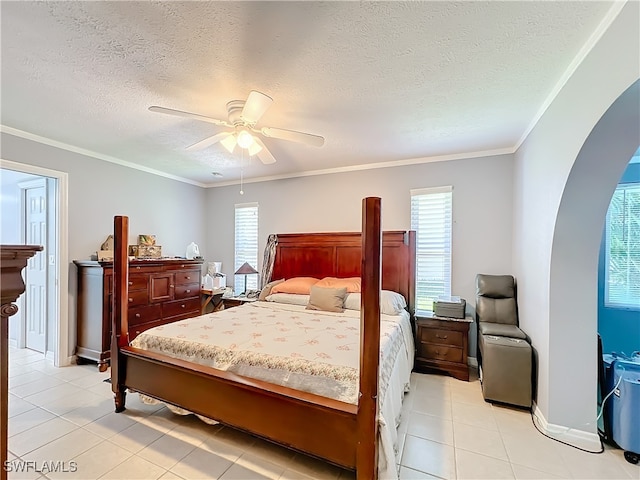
left=1, top=159, right=70, bottom=366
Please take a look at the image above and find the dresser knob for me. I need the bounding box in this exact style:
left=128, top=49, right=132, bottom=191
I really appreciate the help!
left=135, top=313, right=141, bottom=318
left=436, top=334, right=448, bottom=339
left=181, top=304, right=186, bottom=308
left=128, top=281, right=133, bottom=286
left=186, top=289, right=191, bottom=293
left=128, top=298, right=133, bottom=303
left=186, top=276, right=191, bottom=280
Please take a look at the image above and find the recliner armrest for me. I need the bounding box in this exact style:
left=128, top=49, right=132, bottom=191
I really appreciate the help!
left=478, top=322, right=527, bottom=340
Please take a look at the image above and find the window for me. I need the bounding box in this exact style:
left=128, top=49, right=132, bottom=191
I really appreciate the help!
left=410, top=186, right=453, bottom=312
left=605, top=183, right=640, bottom=309
left=234, top=202, right=259, bottom=294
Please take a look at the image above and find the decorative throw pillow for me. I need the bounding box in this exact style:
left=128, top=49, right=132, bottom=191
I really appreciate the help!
left=306, top=286, right=348, bottom=313
left=271, top=277, right=319, bottom=295
left=344, top=290, right=407, bottom=315
left=258, top=278, right=285, bottom=301
left=265, top=293, right=311, bottom=306
left=315, top=276, right=361, bottom=293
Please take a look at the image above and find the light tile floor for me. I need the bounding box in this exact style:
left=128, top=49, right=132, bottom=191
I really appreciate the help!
left=6, top=347, right=638, bottom=479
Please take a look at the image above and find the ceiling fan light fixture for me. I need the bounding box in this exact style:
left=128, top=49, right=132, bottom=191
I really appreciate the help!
left=236, top=129, right=255, bottom=149
left=247, top=141, right=262, bottom=156
left=220, top=133, right=237, bottom=153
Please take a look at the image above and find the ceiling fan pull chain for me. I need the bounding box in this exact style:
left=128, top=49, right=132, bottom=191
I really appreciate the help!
left=240, top=149, right=245, bottom=195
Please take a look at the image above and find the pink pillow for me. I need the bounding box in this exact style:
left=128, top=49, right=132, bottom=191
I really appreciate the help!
left=315, top=277, right=361, bottom=293
left=270, top=277, right=319, bottom=295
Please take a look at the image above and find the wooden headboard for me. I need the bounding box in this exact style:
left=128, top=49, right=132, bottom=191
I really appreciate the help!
left=271, top=231, right=416, bottom=316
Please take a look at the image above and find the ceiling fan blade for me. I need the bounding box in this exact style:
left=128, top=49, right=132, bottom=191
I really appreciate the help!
left=185, top=131, right=233, bottom=152
left=254, top=137, right=276, bottom=165
left=149, top=106, right=229, bottom=126
left=240, top=91, right=273, bottom=124
left=260, top=127, right=324, bottom=147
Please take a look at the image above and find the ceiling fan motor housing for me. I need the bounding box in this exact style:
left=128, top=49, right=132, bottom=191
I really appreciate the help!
left=226, top=100, right=248, bottom=126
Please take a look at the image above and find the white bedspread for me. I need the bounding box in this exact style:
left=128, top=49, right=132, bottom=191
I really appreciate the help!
left=130, top=301, right=414, bottom=479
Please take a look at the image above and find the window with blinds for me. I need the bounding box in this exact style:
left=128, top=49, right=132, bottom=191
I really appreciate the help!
left=410, top=186, right=453, bottom=312
left=605, top=183, right=640, bottom=309
left=234, top=202, right=259, bottom=294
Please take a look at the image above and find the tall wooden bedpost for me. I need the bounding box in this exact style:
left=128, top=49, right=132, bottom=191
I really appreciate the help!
left=1, top=245, right=42, bottom=480
left=111, top=216, right=129, bottom=412
left=357, top=197, right=381, bottom=479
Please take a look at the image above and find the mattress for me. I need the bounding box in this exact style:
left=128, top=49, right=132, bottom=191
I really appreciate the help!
left=130, top=300, right=414, bottom=479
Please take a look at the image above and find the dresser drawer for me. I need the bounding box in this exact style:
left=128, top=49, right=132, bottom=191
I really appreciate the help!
left=106, top=273, right=149, bottom=293
left=162, top=297, right=200, bottom=318
left=127, top=274, right=149, bottom=291
left=175, top=283, right=200, bottom=299
left=126, top=288, right=148, bottom=307
left=128, top=318, right=168, bottom=341
left=420, top=343, right=463, bottom=363
left=128, top=304, right=162, bottom=327
left=421, top=328, right=463, bottom=347
left=174, top=270, right=200, bottom=285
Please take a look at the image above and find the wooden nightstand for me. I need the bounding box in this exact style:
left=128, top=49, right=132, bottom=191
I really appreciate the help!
left=222, top=296, right=257, bottom=309
left=414, top=312, right=472, bottom=381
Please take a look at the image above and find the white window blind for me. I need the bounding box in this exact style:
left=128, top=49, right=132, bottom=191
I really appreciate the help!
left=234, top=202, right=259, bottom=294
left=605, top=183, right=640, bottom=309
left=410, top=186, right=453, bottom=312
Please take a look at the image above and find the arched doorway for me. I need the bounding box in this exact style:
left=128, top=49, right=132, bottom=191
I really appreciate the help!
left=548, top=80, right=639, bottom=439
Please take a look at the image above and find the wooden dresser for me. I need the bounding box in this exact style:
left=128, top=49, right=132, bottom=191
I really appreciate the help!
left=414, top=313, right=472, bottom=381
left=74, top=258, right=203, bottom=371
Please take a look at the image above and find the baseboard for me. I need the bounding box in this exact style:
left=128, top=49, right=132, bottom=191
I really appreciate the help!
left=61, top=354, right=74, bottom=367
left=8, top=338, right=17, bottom=348
left=532, top=402, right=602, bottom=451
left=467, top=356, right=478, bottom=368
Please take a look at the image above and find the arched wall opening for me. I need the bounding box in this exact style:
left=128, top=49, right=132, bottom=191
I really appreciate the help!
left=548, top=79, right=639, bottom=432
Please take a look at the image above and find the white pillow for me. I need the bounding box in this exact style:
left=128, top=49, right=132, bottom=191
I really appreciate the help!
left=265, top=293, right=310, bottom=306
left=344, top=290, right=407, bottom=315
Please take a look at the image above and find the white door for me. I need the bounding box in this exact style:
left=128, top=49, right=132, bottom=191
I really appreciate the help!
left=22, top=179, right=47, bottom=353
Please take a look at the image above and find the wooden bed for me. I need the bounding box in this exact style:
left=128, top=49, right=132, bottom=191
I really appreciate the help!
left=110, top=197, right=416, bottom=479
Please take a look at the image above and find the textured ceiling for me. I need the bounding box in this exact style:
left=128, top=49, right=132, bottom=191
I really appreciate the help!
left=1, top=1, right=614, bottom=186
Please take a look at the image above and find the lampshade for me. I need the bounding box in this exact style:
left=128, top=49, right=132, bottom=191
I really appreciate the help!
left=247, top=140, right=263, bottom=156
left=220, top=134, right=237, bottom=154
left=234, top=262, right=258, bottom=275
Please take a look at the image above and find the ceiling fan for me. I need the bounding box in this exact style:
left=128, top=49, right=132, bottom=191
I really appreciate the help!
left=149, top=91, right=324, bottom=165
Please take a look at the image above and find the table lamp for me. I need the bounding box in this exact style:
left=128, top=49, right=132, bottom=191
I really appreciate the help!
left=234, top=262, right=258, bottom=295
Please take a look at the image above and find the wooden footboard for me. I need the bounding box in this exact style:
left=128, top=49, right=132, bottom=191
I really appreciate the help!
left=110, top=197, right=411, bottom=478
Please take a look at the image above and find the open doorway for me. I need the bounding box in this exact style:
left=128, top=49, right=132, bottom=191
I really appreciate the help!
left=0, top=160, right=69, bottom=366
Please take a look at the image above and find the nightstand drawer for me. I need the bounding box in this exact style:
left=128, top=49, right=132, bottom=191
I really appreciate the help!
left=421, top=328, right=463, bottom=347
left=421, top=343, right=463, bottom=363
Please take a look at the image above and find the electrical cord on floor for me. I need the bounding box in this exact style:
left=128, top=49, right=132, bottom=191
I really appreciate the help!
left=526, top=361, right=630, bottom=455
left=529, top=408, right=605, bottom=454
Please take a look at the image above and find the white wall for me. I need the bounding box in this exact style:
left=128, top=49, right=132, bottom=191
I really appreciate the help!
left=513, top=0, right=639, bottom=435
left=205, top=153, right=515, bottom=357
left=1, top=132, right=207, bottom=359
